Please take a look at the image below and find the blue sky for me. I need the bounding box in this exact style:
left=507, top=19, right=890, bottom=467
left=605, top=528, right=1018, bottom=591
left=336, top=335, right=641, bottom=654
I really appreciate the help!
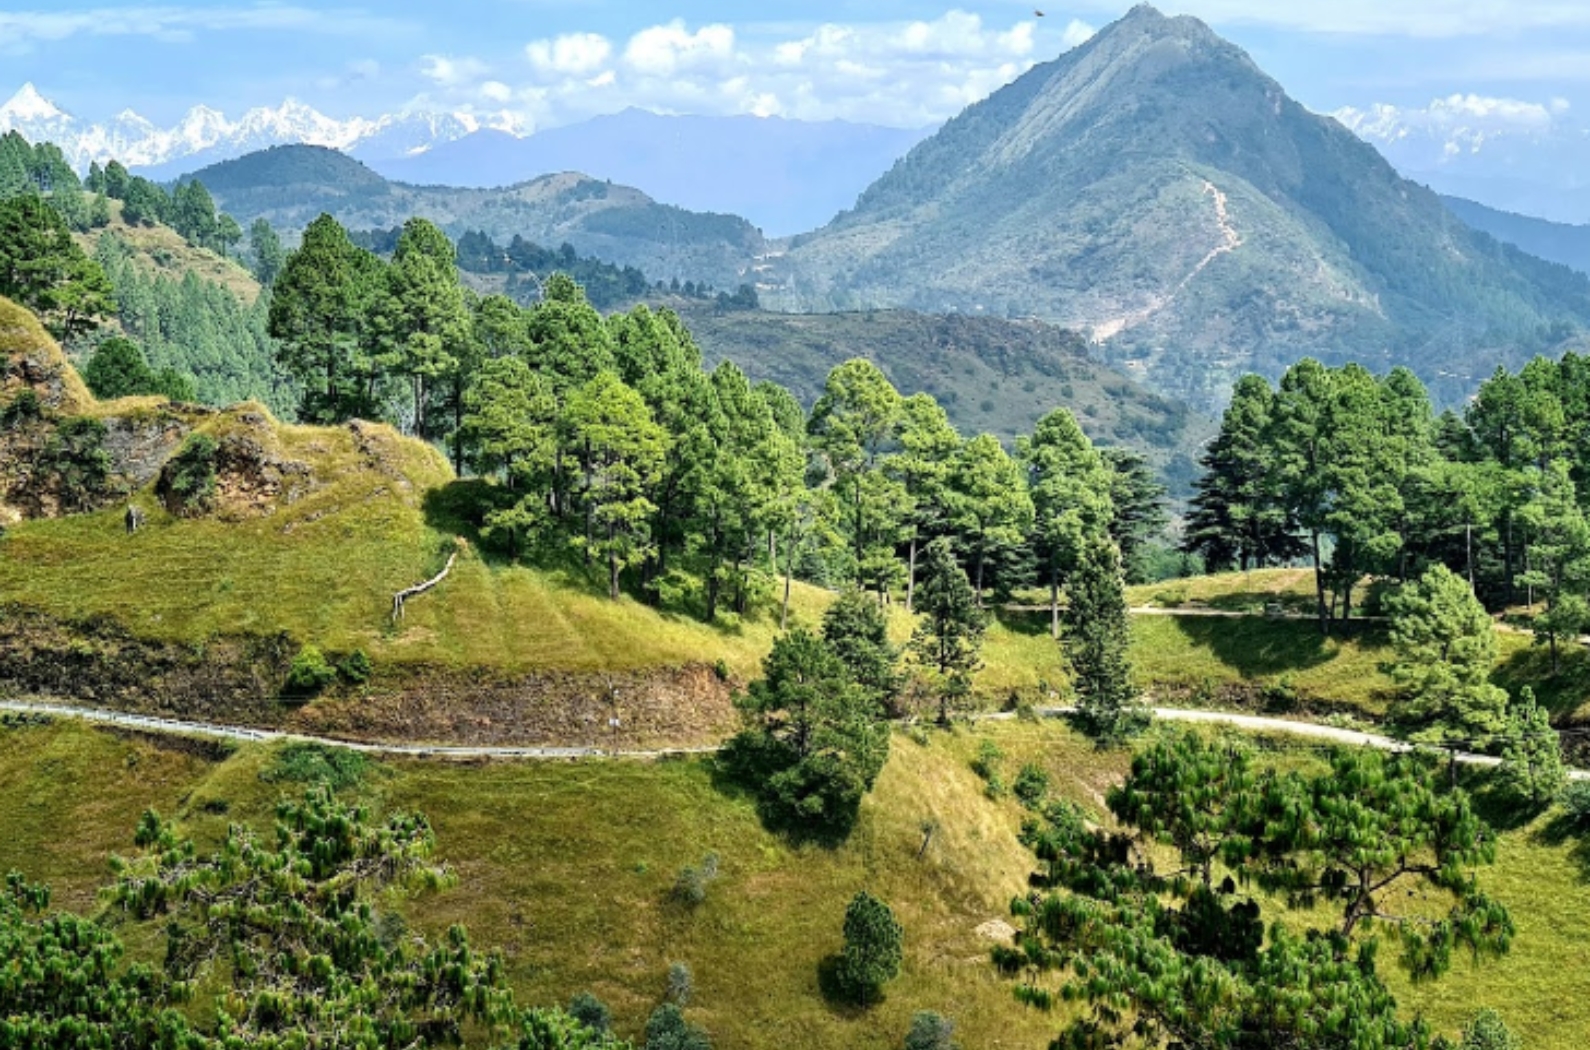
left=4, top=1, right=1590, bottom=135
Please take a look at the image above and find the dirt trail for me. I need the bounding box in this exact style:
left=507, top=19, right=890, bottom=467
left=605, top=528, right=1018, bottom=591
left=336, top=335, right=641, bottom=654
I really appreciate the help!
left=1092, top=179, right=1243, bottom=342
left=5, top=698, right=1582, bottom=780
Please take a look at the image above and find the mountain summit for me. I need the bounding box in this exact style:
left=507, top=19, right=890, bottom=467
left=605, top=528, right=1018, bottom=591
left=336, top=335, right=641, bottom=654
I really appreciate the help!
left=775, top=4, right=1590, bottom=407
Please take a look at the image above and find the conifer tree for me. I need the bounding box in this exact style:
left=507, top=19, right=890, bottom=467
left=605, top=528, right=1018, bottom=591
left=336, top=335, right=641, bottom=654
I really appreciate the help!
left=1022, top=407, right=1114, bottom=638
left=909, top=537, right=985, bottom=724
left=948, top=433, right=1033, bottom=604
left=822, top=587, right=900, bottom=709
left=1497, top=687, right=1567, bottom=807
left=1064, top=538, right=1146, bottom=743
left=562, top=370, right=669, bottom=599
left=837, top=891, right=903, bottom=1007
left=1386, top=564, right=1510, bottom=740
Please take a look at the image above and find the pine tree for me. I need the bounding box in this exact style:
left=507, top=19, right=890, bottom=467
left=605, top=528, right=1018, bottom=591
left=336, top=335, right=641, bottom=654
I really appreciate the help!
left=822, top=587, right=900, bottom=709
left=1387, top=564, right=1510, bottom=741
left=562, top=371, right=669, bottom=599
left=1516, top=459, right=1590, bottom=673
left=948, top=433, right=1033, bottom=603
left=268, top=214, right=371, bottom=423
left=887, top=393, right=961, bottom=611
left=809, top=358, right=903, bottom=587
left=376, top=218, right=470, bottom=440
left=1181, top=374, right=1303, bottom=572
left=248, top=218, right=286, bottom=285
left=1022, top=407, right=1114, bottom=639
left=837, top=891, right=903, bottom=1007
left=1497, top=687, right=1567, bottom=807
left=1064, top=538, right=1147, bottom=743
left=909, top=537, right=985, bottom=724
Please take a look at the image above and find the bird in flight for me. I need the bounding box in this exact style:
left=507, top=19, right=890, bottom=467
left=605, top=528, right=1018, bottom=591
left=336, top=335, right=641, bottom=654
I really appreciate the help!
left=1035, top=9, right=1045, bottom=15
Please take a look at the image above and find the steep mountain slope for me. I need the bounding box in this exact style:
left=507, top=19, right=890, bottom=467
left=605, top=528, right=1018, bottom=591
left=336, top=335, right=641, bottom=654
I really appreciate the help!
left=771, top=4, right=1590, bottom=409
left=677, top=305, right=1205, bottom=490
left=371, top=110, right=933, bottom=237
left=188, top=145, right=764, bottom=287
left=1444, top=195, right=1590, bottom=275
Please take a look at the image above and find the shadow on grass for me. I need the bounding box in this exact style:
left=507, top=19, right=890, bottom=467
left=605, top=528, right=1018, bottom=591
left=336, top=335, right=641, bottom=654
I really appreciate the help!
left=1166, top=616, right=1360, bottom=678
left=1492, top=643, right=1590, bottom=721
left=1460, top=769, right=1555, bottom=835
left=422, top=479, right=785, bottom=634
left=991, top=607, right=1049, bottom=638
left=1530, top=812, right=1590, bottom=882
left=814, top=955, right=870, bottom=1018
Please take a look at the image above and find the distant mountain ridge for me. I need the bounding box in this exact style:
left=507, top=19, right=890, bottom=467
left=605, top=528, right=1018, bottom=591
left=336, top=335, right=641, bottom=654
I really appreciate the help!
left=1442, top=195, right=1590, bottom=275
left=765, top=4, right=1590, bottom=410
left=0, top=84, right=929, bottom=235
left=187, top=145, right=766, bottom=288
left=369, top=109, right=934, bottom=237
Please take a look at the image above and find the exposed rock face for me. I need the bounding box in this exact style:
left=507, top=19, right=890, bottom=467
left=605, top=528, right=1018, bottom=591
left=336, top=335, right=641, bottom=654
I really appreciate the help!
left=207, top=411, right=317, bottom=520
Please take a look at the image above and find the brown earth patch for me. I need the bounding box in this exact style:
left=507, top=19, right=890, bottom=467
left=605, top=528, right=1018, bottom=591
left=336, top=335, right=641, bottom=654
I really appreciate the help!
left=292, top=664, right=739, bottom=751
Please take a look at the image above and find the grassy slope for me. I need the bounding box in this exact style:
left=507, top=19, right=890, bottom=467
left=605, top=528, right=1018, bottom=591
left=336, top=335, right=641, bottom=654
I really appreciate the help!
left=2, top=718, right=1585, bottom=1048
left=76, top=200, right=262, bottom=304
left=1125, top=569, right=1577, bottom=722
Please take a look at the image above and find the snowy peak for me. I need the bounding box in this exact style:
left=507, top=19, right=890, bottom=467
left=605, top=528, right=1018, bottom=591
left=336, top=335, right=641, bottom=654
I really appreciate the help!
left=0, top=82, right=515, bottom=174
left=0, top=83, right=68, bottom=123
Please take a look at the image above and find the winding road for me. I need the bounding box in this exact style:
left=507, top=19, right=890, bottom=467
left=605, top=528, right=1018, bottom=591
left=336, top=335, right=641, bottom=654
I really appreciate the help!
left=4, top=698, right=1583, bottom=780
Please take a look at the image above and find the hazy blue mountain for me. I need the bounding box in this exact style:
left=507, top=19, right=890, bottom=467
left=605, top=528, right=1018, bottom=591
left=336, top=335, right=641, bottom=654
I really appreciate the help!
left=1442, top=196, right=1590, bottom=276
left=369, top=109, right=933, bottom=237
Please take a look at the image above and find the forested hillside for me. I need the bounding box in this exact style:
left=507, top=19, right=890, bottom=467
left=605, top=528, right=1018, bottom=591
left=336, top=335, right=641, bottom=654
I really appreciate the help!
left=678, top=305, right=1203, bottom=487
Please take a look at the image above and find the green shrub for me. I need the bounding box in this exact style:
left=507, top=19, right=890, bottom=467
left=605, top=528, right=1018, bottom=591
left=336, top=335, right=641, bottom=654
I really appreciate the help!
left=1012, top=763, right=1051, bottom=810
left=665, top=961, right=694, bottom=1006
left=285, top=645, right=337, bottom=697
left=905, top=1011, right=961, bottom=1050
left=1459, top=1008, right=1522, bottom=1050
left=260, top=742, right=369, bottom=790
left=39, top=417, right=115, bottom=512
left=566, top=992, right=611, bottom=1033
left=1562, top=780, right=1590, bottom=829
left=337, top=648, right=373, bottom=684
left=672, top=853, right=720, bottom=907
left=970, top=739, right=1002, bottom=781
left=1, top=389, right=43, bottom=429
left=159, top=433, right=218, bottom=516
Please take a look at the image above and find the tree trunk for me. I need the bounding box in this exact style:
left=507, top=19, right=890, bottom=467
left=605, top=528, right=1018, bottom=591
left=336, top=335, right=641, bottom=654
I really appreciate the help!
left=1311, top=530, right=1329, bottom=636
left=906, top=532, right=918, bottom=613
left=1050, top=565, right=1060, bottom=641
left=782, top=522, right=795, bottom=631
left=607, top=520, right=620, bottom=600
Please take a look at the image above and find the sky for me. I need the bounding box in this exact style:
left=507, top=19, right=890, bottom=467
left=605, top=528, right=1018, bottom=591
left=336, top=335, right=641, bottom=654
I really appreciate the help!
left=4, top=0, right=1590, bottom=136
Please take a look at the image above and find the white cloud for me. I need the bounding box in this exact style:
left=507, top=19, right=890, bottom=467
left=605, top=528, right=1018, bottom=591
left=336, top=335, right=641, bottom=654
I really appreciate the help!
left=415, top=11, right=1057, bottom=131
left=526, top=32, right=612, bottom=77
left=420, top=54, right=489, bottom=87
left=1062, top=19, right=1096, bottom=49
left=622, top=20, right=736, bottom=76
left=1336, top=93, right=1568, bottom=139
left=480, top=80, right=513, bottom=103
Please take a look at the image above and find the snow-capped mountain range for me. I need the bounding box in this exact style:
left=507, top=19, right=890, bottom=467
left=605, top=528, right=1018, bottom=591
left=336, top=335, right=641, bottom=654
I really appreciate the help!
left=0, top=82, right=525, bottom=176
left=1333, top=95, right=1590, bottom=223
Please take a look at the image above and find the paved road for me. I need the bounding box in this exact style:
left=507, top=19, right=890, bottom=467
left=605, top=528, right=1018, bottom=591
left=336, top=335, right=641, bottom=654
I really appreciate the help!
left=4, top=698, right=1583, bottom=780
